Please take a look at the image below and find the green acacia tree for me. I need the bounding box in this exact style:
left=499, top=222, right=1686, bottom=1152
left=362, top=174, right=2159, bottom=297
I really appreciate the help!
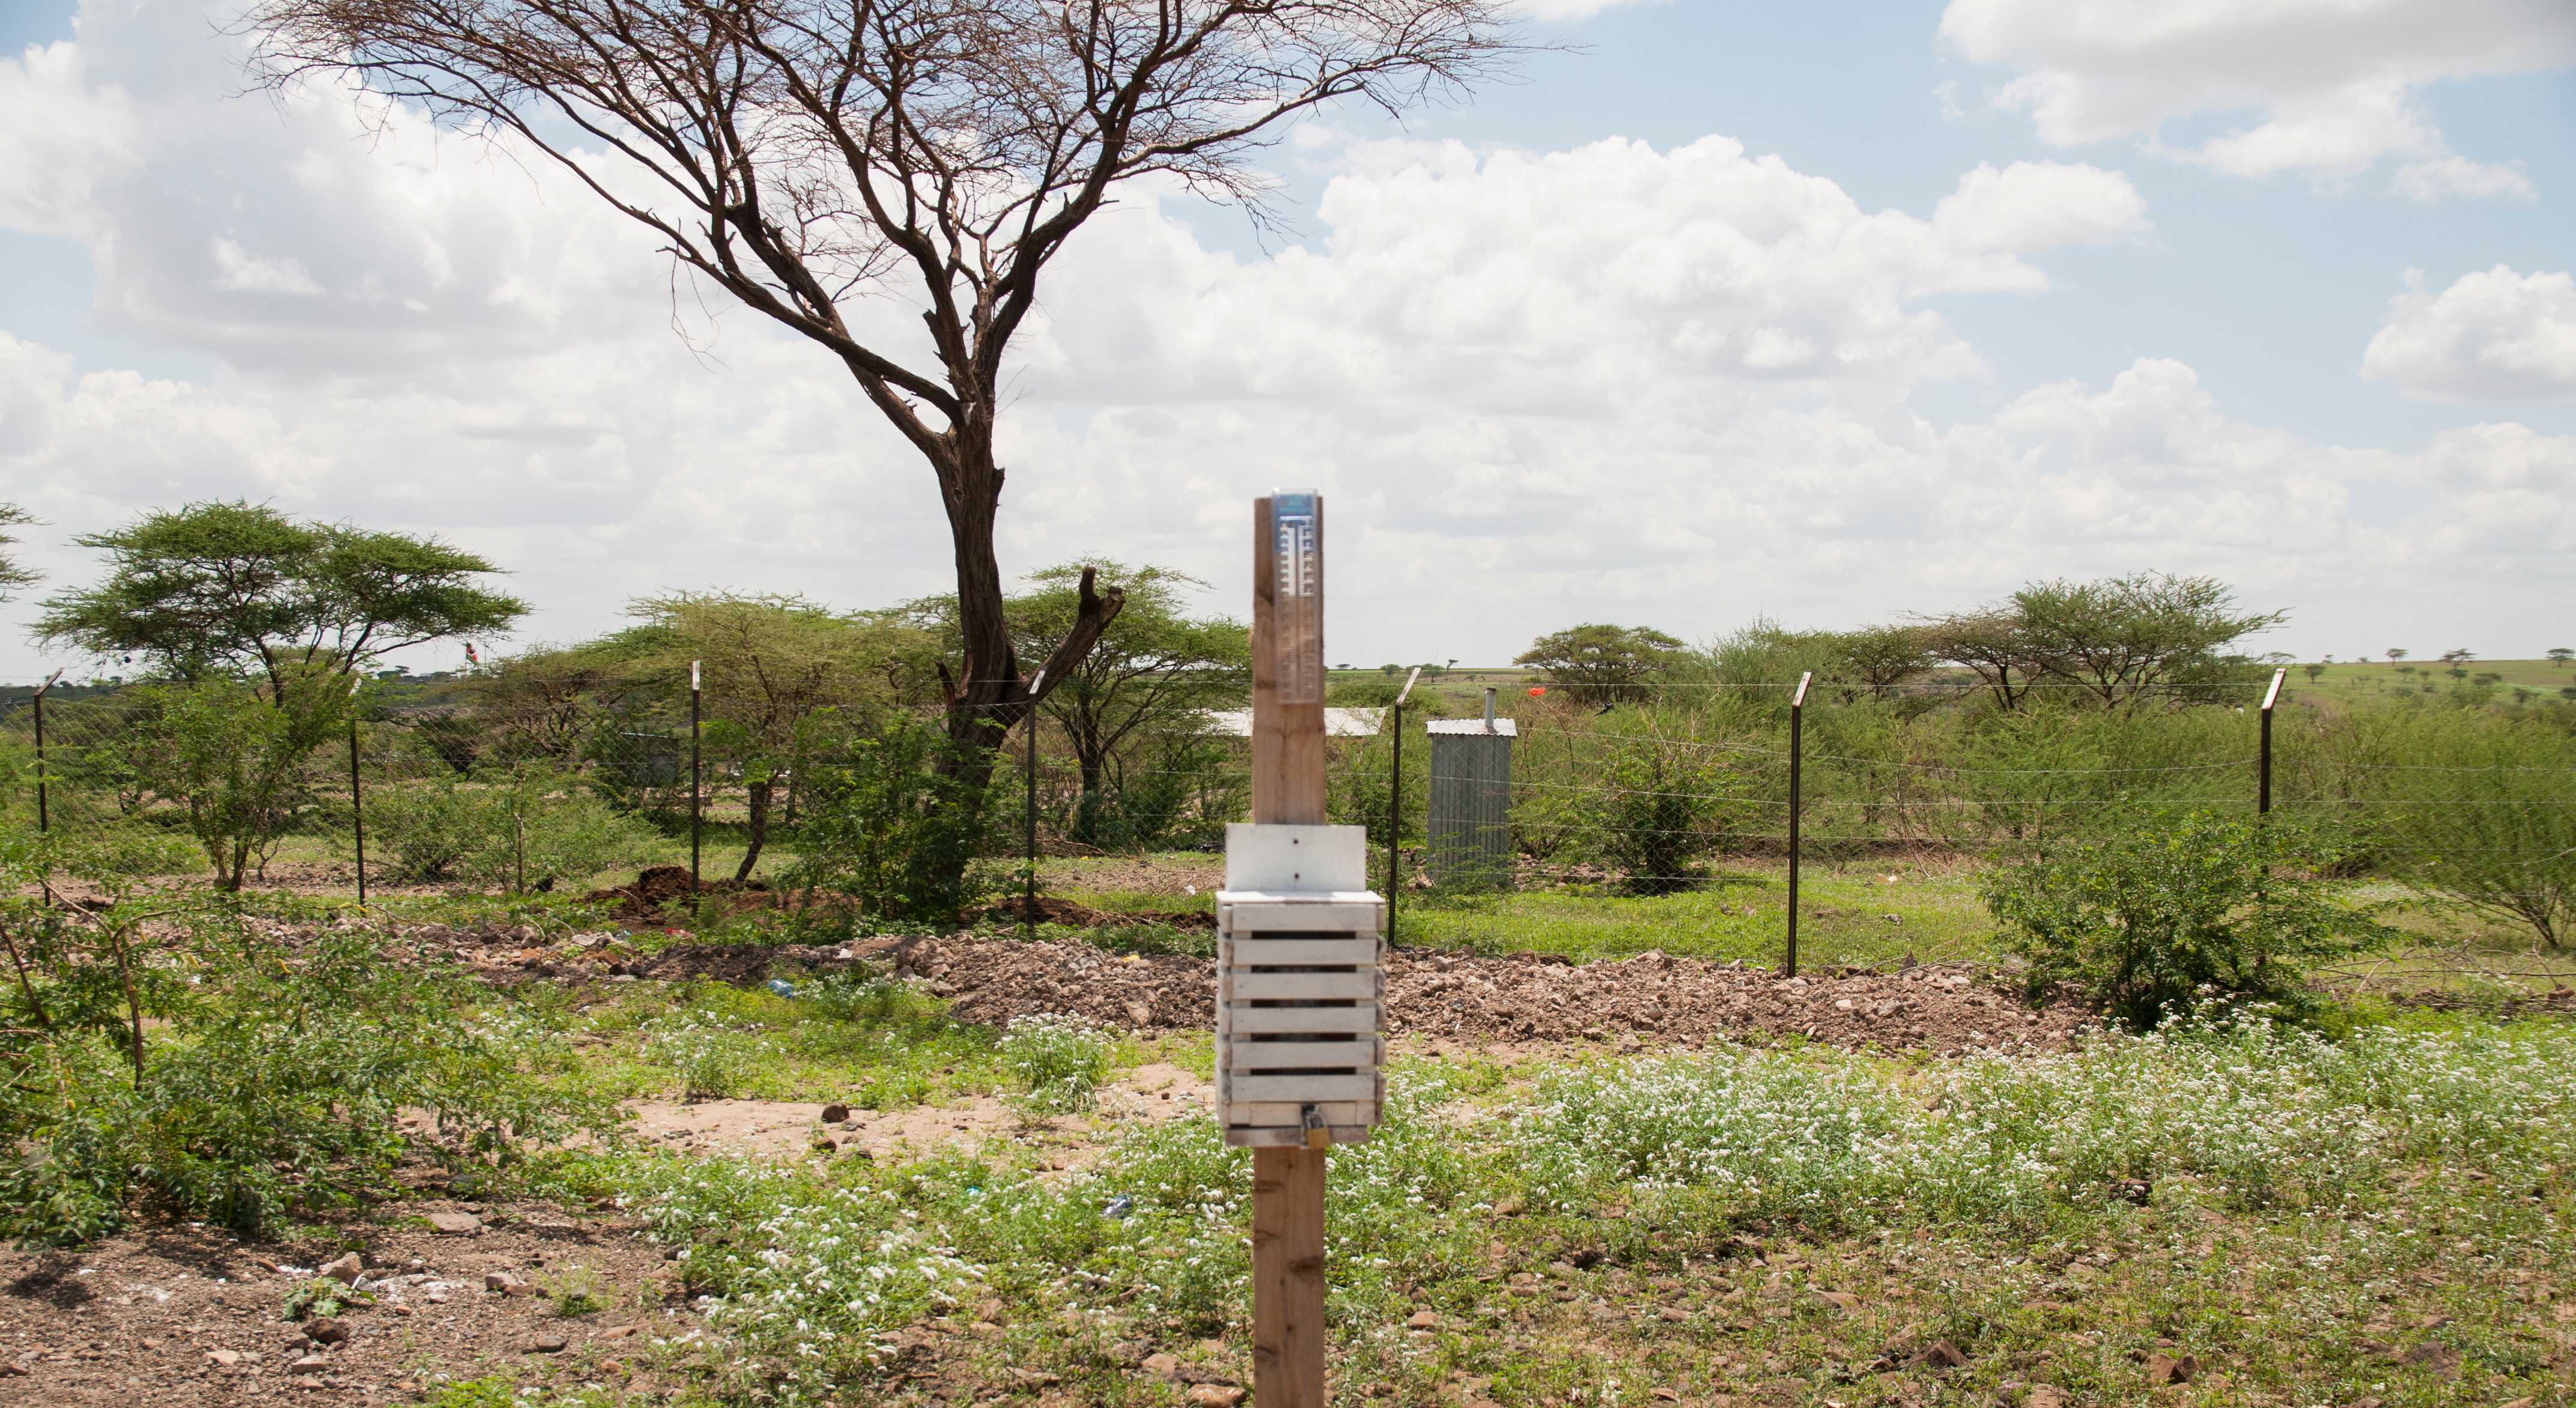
left=1515, top=624, right=1687, bottom=703
left=905, top=563, right=1248, bottom=848
left=36, top=502, right=526, bottom=702
left=605, top=593, right=937, bottom=879
left=0, top=503, right=37, bottom=599
left=1010, top=563, right=1247, bottom=847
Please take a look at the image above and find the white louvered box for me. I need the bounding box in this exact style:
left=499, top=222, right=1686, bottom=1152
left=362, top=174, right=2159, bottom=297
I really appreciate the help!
left=1216, top=823, right=1385, bottom=1148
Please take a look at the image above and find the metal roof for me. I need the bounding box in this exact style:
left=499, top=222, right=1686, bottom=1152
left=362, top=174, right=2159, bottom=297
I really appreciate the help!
left=1201, top=708, right=1387, bottom=738
left=1424, top=718, right=1517, bottom=737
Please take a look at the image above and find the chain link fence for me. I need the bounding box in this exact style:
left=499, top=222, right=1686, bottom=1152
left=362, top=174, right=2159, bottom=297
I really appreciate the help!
left=2, top=673, right=2566, bottom=993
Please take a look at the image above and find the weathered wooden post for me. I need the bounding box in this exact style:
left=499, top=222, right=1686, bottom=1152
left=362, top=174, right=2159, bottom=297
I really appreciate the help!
left=1226, top=491, right=1384, bottom=1408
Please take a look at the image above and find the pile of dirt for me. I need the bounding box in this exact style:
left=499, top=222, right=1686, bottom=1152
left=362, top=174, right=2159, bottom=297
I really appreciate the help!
left=580, top=865, right=773, bottom=923
left=0, top=1201, right=694, bottom=1406
left=975, top=894, right=1215, bottom=930
left=902, top=935, right=2088, bottom=1054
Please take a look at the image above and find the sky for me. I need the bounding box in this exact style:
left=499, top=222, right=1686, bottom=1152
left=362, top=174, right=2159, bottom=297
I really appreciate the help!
left=0, top=0, right=2571, bottom=682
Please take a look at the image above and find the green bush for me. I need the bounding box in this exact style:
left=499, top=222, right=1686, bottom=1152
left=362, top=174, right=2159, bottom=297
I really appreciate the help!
left=0, top=931, right=610, bottom=1243
left=362, top=770, right=666, bottom=890
left=103, top=672, right=352, bottom=889
left=1515, top=715, right=1751, bottom=894
left=788, top=715, right=999, bottom=926
left=1983, top=809, right=2395, bottom=1030
left=998, top=1013, right=1114, bottom=1116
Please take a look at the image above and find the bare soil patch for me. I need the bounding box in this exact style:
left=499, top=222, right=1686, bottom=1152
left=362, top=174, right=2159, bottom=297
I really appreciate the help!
left=619, top=1064, right=1215, bottom=1161
left=0, top=1202, right=696, bottom=1406
left=905, top=936, right=2087, bottom=1054
left=407, top=924, right=2082, bottom=1054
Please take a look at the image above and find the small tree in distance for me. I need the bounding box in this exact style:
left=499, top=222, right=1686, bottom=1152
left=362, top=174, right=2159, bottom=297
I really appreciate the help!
left=37, top=502, right=524, bottom=702
left=2549, top=648, right=2572, bottom=667
left=1516, top=624, right=1688, bottom=703
left=2386, top=648, right=2408, bottom=666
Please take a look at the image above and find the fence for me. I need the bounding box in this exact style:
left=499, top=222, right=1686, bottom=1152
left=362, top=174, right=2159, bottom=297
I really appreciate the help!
left=1421, top=672, right=2575, bottom=984
left=1, top=670, right=2567, bottom=991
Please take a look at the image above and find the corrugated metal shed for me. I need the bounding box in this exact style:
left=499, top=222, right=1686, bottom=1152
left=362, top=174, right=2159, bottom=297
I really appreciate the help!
left=1427, top=720, right=1514, bottom=887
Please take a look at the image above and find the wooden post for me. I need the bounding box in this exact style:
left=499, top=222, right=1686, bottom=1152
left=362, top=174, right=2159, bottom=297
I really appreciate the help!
left=1784, top=670, right=1810, bottom=978
left=1250, top=491, right=1329, bottom=1408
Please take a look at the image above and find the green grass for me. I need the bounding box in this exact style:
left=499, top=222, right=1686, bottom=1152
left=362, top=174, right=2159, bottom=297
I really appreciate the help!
left=572, top=976, right=1017, bottom=1108
left=1397, top=861, right=1993, bottom=967
left=2293, top=657, right=2576, bottom=703
left=541, top=1016, right=2576, bottom=1407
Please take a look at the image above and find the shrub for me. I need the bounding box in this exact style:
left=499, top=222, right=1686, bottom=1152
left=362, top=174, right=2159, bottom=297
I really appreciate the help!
left=104, top=672, right=351, bottom=889
left=788, top=714, right=999, bottom=926
left=362, top=770, right=666, bottom=891
left=0, top=932, right=610, bottom=1243
left=1516, top=716, right=1749, bottom=894
left=998, top=1013, right=1113, bottom=1116
left=640, top=1011, right=780, bottom=1101
left=1983, top=809, right=2395, bottom=1030
left=2354, top=712, right=2576, bottom=948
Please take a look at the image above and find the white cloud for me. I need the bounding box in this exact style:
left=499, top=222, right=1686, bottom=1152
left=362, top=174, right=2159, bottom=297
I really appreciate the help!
left=1930, top=160, right=2149, bottom=253
left=2363, top=267, right=2576, bottom=402
left=211, top=237, right=325, bottom=297
left=2392, top=156, right=2537, bottom=203
left=1939, top=0, right=2576, bottom=195
left=0, top=0, right=2563, bottom=673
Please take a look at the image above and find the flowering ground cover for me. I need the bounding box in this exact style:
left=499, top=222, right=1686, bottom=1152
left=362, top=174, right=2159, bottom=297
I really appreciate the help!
left=422, top=1014, right=2575, bottom=1407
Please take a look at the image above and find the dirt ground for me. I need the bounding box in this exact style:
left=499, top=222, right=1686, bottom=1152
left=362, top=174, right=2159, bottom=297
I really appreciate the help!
left=619, top=1061, right=1214, bottom=1159
left=0, top=1201, right=694, bottom=1406
left=911, top=937, right=2089, bottom=1054
left=407, top=920, right=2091, bottom=1055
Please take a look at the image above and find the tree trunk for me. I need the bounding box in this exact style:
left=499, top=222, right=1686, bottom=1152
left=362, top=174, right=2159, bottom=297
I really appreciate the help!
left=929, top=431, right=1125, bottom=834
left=1074, top=751, right=1107, bottom=845
left=736, top=780, right=771, bottom=882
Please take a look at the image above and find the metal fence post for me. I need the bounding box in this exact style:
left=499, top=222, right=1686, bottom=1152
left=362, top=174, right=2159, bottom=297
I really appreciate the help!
left=1388, top=666, right=1421, bottom=944
left=2258, top=667, right=2285, bottom=816
left=348, top=675, right=368, bottom=908
left=31, top=669, right=60, bottom=834
left=1024, top=669, right=1046, bottom=941
left=1785, top=670, right=1811, bottom=977
left=690, top=660, right=703, bottom=889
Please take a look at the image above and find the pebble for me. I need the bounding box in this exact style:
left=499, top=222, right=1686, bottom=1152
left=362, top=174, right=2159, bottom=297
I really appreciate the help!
left=485, top=1271, right=528, bottom=1294
left=523, top=1332, right=569, bottom=1355
left=1186, top=1387, right=1247, bottom=1408
left=425, top=1212, right=482, bottom=1235
left=317, top=1253, right=365, bottom=1284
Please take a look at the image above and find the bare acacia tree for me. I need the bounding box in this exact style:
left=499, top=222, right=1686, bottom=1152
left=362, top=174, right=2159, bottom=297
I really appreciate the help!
left=246, top=0, right=1517, bottom=775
